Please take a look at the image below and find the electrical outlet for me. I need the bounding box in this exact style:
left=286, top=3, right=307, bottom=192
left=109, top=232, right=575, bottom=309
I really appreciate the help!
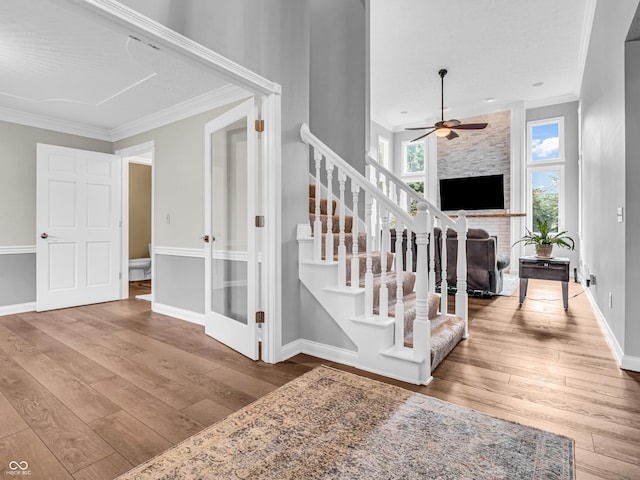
left=165, top=213, right=171, bottom=224
left=609, top=292, right=613, bottom=308
left=589, top=273, right=596, bottom=286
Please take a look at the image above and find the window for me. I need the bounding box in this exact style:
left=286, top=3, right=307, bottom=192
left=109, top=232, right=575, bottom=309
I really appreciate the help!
left=526, top=118, right=565, bottom=231
left=402, top=140, right=425, bottom=176
left=407, top=181, right=424, bottom=215
left=377, top=136, right=390, bottom=168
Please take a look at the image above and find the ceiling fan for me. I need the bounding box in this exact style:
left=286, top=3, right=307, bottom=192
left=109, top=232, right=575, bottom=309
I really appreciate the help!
left=406, top=69, right=488, bottom=142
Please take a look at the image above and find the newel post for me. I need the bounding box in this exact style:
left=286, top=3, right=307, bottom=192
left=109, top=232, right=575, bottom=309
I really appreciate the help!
left=455, top=210, right=469, bottom=338
left=413, top=203, right=431, bottom=372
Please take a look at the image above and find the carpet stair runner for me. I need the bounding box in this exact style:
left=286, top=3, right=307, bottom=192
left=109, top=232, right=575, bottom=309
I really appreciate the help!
left=309, top=184, right=465, bottom=371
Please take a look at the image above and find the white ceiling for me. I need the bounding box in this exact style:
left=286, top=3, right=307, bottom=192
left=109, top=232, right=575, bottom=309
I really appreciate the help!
left=371, top=0, right=594, bottom=131
left=0, top=0, right=234, bottom=140
left=0, top=1, right=594, bottom=139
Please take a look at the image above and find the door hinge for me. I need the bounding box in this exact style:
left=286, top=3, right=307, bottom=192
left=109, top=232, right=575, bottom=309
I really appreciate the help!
left=255, top=311, right=265, bottom=324
left=119, top=219, right=122, bottom=228
left=119, top=272, right=122, bottom=279
left=255, top=215, right=265, bottom=228
left=255, top=119, right=264, bottom=132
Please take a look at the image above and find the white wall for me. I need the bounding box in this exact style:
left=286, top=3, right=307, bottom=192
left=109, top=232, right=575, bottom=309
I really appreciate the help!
left=580, top=0, right=638, bottom=361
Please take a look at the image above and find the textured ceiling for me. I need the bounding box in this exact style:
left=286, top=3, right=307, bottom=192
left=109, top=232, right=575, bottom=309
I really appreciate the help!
left=0, top=0, right=229, bottom=132
left=371, top=0, right=592, bottom=130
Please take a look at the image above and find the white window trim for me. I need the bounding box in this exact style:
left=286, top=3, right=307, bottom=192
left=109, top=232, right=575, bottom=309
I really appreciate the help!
left=401, top=139, right=426, bottom=176
left=526, top=164, right=565, bottom=232
left=377, top=135, right=390, bottom=169
left=526, top=116, right=565, bottom=166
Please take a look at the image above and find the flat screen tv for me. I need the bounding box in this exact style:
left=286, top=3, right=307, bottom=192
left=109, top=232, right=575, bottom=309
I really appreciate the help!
left=439, top=174, right=504, bottom=211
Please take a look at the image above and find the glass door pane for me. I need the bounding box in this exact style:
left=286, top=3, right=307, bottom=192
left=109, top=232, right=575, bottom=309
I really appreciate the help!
left=210, top=118, right=248, bottom=324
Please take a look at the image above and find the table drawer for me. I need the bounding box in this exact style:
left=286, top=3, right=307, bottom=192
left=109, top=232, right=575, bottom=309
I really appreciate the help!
left=520, top=262, right=569, bottom=282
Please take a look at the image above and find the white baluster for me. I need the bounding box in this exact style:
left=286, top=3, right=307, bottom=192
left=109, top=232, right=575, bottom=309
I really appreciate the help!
left=337, top=171, right=347, bottom=287
left=365, top=191, right=373, bottom=317
left=350, top=182, right=360, bottom=289
left=379, top=209, right=389, bottom=320
left=394, top=218, right=405, bottom=348
left=428, top=210, right=436, bottom=294
left=325, top=160, right=334, bottom=261
left=374, top=170, right=382, bottom=250
left=455, top=210, right=469, bottom=338
left=413, top=202, right=431, bottom=371
left=406, top=227, right=413, bottom=275
left=313, top=149, right=322, bottom=262
left=441, top=224, right=448, bottom=315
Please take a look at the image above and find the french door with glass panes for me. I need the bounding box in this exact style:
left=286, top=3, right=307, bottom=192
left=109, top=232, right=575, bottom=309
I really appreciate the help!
left=204, top=99, right=262, bottom=360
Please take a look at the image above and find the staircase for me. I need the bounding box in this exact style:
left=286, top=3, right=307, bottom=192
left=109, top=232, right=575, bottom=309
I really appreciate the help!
left=297, top=124, right=470, bottom=385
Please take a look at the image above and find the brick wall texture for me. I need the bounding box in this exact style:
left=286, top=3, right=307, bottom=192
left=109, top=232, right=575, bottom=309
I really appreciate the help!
left=437, top=110, right=512, bottom=259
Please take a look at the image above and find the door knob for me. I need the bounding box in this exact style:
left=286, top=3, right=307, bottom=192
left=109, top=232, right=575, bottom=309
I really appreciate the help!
left=41, top=232, right=48, bottom=239
left=203, top=235, right=210, bottom=243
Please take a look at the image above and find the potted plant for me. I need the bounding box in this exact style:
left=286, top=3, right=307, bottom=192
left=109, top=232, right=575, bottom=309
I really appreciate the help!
left=513, top=219, right=575, bottom=258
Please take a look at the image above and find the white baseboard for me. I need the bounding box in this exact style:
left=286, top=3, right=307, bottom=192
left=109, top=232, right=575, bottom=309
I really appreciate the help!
left=582, top=282, right=625, bottom=365
left=153, top=302, right=205, bottom=326
left=281, top=338, right=358, bottom=365
left=0, top=302, right=36, bottom=316
left=621, top=355, right=640, bottom=372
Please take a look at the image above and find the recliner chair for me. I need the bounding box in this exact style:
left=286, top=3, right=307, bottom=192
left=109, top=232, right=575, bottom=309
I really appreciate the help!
left=434, top=227, right=510, bottom=295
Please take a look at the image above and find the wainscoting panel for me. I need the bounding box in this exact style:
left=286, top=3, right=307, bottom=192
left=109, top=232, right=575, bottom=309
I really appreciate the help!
left=0, top=249, right=36, bottom=310
left=154, top=252, right=205, bottom=315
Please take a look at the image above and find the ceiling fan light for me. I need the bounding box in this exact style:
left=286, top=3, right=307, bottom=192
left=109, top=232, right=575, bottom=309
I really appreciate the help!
left=435, top=127, right=451, bottom=137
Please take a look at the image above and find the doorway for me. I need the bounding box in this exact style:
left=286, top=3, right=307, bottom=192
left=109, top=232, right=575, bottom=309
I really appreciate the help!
left=116, top=142, right=155, bottom=302
left=204, top=99, right=261, bottom=360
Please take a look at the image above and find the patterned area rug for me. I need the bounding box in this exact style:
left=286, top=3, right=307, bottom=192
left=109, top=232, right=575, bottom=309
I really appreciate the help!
left=117, top=366, right=574, bottom=480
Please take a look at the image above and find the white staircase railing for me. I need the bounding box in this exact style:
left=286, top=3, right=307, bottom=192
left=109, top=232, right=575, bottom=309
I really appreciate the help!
left=365, top=155, right=467, bottom=319
left=300, top=124, right=469, bottom=377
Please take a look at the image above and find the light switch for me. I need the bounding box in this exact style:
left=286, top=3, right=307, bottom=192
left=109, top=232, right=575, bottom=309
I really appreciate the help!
left=617, top=206, right=623, bottom=223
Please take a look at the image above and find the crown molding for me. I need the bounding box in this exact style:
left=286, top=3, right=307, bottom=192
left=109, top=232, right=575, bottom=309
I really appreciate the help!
left=524, top=93, right=579, bottom=110
left=577, top=0, right=598, bottom=97
left=109, top=84, right=251, bottom=141
left=0, top=106, right=112, bottom=141
left=0, top=85, right=252, bottom=143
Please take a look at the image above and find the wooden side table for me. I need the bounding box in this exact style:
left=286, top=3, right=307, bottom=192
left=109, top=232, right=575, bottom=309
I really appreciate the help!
left=519, top=256, right=570, bottom=309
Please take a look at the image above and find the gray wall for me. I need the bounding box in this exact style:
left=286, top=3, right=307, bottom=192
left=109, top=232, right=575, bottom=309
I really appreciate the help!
left=625, top=39, right=640, bottom=357
left=580, top=0, right=638, bottom=355
left=0, top=254, right=35, bottom=306
left=154, top=255, right=205, bottom=313
left=310, top=0, right=367, bottom=174
left=526, top=102, right=580, bottom=269
left=160, top=0, right=312, bottom=345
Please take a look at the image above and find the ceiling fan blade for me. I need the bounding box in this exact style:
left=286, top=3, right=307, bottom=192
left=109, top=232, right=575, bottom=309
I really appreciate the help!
left=405, top=126, right=432, bottom=131
left=446, top=130, right=459, bottom=140
left=443, top=119, right=460, bottom=127
left=411, top=129, right=435, bottom=142
left=450, top=123, right=488, bottom=130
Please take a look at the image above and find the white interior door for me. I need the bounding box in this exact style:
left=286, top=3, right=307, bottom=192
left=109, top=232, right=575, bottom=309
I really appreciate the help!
left=204, top=99, right=260, bottom=360
left=36, top=144, right=122, bottom=311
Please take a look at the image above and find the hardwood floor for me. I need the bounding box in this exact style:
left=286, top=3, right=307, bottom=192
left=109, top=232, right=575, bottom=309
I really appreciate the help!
left=0, top=280, right=637, bottom=479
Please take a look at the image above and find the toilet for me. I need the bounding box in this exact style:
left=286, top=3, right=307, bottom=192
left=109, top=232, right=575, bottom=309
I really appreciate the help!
left=129, top=244, right=152, bottom=281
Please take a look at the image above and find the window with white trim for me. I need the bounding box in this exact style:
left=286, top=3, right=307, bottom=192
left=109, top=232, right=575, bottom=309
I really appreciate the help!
left=402, top=140, right=425, bottom=176
left=377, top=135, right=390, bottom=168
left=526, top=117, right=565, bottom=232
